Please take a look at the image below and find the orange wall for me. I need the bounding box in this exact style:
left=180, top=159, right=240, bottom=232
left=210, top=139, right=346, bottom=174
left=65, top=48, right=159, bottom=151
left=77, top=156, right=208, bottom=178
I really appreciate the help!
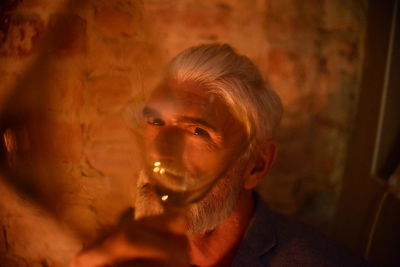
left=0, top=0, right=367, bottom=265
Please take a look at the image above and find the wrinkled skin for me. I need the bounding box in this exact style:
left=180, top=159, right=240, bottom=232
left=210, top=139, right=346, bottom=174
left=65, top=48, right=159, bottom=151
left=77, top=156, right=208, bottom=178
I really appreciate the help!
left=71, top=80, right=277, bottom=267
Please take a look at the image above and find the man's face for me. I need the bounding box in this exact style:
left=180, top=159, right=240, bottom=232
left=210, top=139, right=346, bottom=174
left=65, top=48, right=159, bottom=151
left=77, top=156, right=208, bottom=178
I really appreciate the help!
left=134, top=80, right=250, bottom=233
left=142, top=80, right=248, bottom=195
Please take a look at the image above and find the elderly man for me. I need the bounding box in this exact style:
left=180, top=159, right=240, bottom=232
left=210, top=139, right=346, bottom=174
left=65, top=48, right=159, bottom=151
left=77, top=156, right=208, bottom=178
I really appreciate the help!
left=72, top=44, right=367, bottom=267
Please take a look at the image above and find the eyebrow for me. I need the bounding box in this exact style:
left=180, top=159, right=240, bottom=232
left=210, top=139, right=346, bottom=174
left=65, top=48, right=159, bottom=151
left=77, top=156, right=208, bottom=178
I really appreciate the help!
left=142, top=107, right=217, bottom=132
left=178, top=116, right=217, bottom=132
left=142, top=107, right=160, bottom=117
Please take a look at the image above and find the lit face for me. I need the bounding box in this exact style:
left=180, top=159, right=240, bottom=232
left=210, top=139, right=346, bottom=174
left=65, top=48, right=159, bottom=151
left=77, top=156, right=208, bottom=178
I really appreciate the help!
left=135, top=80, right=252, bottom=233
left=141, top=80, right=249, bottom=197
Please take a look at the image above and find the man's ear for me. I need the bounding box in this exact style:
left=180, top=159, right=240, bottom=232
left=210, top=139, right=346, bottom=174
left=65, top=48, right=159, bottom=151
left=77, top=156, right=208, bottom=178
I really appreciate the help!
left=243, top=140, right=277, bottom=190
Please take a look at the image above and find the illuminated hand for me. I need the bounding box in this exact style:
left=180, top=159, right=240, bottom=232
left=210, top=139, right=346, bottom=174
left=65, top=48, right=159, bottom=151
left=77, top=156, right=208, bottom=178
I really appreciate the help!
left=70, top=213, right=189, bottom=267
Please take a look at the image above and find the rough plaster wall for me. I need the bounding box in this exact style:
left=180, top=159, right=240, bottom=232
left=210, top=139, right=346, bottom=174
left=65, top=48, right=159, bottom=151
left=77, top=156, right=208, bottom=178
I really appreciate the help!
left=0, top=0, right=157, bottom=265
left=261, top=0, right=367, bottom=227
left=142, top=0, right=367, bottom=228
left=0, top=0, right=366, bottom=265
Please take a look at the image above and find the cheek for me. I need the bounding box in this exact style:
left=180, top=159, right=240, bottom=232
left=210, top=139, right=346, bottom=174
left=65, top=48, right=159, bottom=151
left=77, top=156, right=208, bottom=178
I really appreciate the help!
left=182, top=139, right=226, bottom=174
left=143, top=129, right=227, bottom=175
left=142, top=126, right=158, bottom=144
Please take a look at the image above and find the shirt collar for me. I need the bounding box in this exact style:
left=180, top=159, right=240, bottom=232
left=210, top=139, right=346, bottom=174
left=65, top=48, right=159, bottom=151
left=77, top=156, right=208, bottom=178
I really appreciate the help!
left=230, top=193, right=277, bottom=267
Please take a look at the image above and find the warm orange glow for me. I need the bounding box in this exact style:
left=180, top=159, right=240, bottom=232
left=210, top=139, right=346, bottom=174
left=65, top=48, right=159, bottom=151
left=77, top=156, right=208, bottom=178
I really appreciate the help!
left=3, top=128, right=17, bottom=153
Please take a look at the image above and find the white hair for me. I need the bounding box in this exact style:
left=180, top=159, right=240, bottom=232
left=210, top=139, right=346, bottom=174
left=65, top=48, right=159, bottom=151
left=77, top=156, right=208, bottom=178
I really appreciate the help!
left=134, top=44, right=283, bottom=234
left=165, top=43, right=283, bottom=151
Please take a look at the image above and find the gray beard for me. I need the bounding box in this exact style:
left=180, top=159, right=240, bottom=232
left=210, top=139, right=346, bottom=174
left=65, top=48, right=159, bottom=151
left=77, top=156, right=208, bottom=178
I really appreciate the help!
left=134, top=157, right=247, bottom=235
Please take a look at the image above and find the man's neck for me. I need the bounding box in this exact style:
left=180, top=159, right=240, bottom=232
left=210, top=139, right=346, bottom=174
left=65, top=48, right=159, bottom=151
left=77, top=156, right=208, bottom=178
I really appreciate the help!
left=188, top=190, right=255, bottom=267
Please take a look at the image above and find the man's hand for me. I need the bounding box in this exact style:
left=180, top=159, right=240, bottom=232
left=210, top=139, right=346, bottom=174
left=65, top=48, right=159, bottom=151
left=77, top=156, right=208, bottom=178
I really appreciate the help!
left=70, top=213, right=189, bottom=267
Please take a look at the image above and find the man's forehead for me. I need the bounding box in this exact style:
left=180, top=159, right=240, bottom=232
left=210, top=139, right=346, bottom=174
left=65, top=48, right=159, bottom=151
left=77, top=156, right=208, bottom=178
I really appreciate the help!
left=144, top=79, right=249, bottom=147
left=147, top=80, right=218, bottom=110
left=145, top=80, right=247, bottom=135
left=152, top=80, right=209, bottom=96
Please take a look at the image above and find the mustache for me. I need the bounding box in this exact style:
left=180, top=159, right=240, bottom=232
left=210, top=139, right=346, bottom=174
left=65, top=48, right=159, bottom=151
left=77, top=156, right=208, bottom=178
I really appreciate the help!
left=138, top=182, right=151, bottom=190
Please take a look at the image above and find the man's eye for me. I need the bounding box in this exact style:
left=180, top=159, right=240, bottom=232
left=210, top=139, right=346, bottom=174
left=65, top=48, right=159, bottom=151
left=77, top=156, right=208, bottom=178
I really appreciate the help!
left=147, top=117, right=164, bottom=126
left=193, top=127, right=210, bottom=138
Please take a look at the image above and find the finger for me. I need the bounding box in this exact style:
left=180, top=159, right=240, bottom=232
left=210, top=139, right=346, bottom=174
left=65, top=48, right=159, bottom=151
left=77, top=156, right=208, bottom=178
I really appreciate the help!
left=115, top=258, right=189, bottom=267
left=134, top=212, right=188, bottom=235
left=70, top=248, right=112, bottom=267
left=104, top=227, right=189, bottom=265
left=72, top=225, right=189, bottom=267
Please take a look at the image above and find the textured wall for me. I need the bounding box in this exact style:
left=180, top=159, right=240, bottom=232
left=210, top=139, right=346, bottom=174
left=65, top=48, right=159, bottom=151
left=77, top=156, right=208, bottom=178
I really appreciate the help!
left=0, top=0, right=367, bottom=265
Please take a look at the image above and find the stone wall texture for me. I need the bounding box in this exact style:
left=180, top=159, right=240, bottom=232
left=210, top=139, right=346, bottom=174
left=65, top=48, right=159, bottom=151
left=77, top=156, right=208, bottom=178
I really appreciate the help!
left=0, top=0, right=367, bottom=265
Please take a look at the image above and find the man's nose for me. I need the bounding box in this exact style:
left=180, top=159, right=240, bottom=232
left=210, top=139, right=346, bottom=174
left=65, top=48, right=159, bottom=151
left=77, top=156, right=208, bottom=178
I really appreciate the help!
left=152, top=126, right=185, bottom=160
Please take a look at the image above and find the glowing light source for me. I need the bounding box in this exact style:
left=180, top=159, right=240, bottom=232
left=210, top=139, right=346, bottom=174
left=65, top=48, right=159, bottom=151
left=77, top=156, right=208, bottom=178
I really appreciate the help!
left=161, top=195, right=168, bottom=201
left=154, top=161, right=161, bottom=166
left=153, top=167, right=160, bottom=173
left=3, top=128, right=17, bottom=153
